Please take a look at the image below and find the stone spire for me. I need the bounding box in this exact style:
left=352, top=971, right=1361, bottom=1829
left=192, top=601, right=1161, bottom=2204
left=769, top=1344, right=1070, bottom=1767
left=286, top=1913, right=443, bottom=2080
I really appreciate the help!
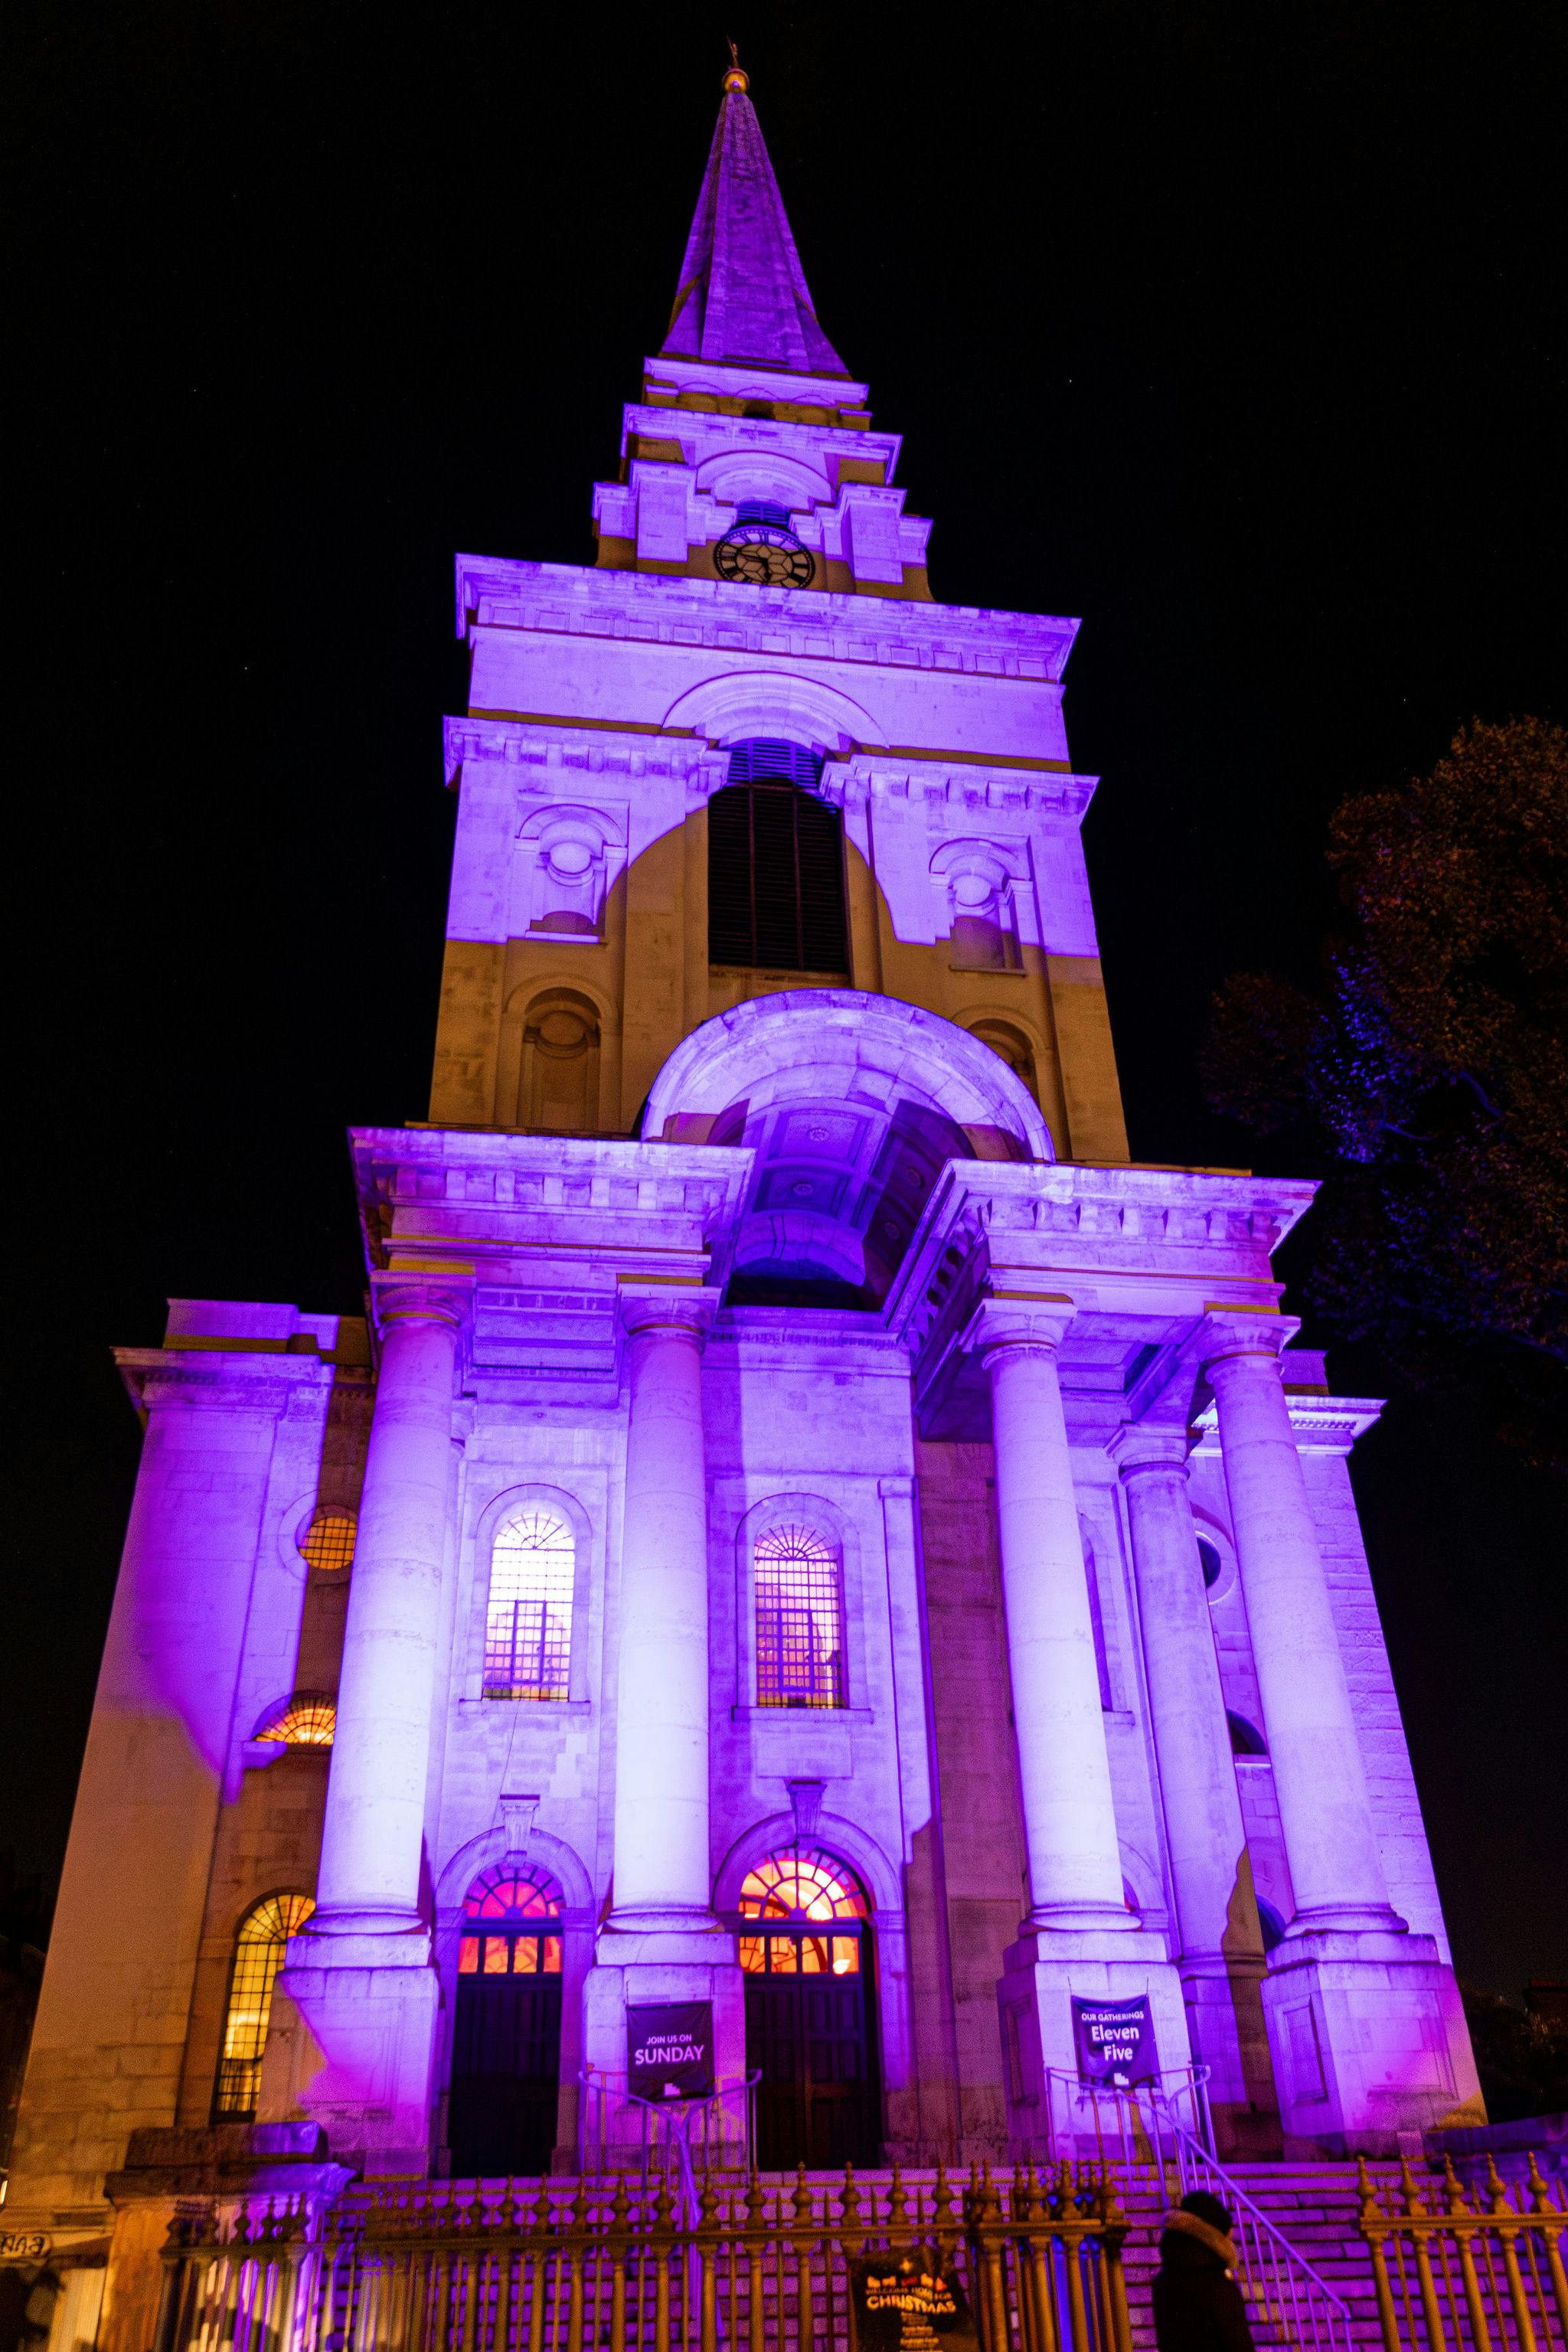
left=660, top=53, right=846, bottom=377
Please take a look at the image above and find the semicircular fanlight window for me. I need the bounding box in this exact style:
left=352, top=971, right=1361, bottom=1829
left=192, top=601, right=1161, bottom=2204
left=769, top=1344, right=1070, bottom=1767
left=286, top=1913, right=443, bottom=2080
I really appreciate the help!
left=737, top=1846, right=867, bottom=1923
left=462, top=1861, right=564, bottom=1922
left=255, top=1694, right=336, bottom=1746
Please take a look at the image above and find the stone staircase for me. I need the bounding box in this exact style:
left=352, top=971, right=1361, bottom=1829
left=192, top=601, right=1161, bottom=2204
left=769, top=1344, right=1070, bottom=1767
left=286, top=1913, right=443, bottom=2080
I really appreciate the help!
left=1112, top=2161, right=1399, bottom=2352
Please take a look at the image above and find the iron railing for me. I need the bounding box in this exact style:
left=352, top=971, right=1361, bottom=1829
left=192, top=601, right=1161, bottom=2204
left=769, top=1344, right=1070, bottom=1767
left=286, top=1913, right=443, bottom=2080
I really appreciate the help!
left=1358, top=2154, right=1568, bottom=2352
left=1041, top=2068, right=1354, bottom=2352
left=154, top=2162, right=1135, bottom=2352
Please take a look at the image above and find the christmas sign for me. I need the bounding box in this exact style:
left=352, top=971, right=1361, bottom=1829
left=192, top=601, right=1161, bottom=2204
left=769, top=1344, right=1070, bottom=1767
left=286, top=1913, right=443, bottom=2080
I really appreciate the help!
left=626, top=2001, right=714, bottom=2100
left=848, top=2255, right=979, bottom=2352
left=1070, top=1994, right=1157, bottom=2090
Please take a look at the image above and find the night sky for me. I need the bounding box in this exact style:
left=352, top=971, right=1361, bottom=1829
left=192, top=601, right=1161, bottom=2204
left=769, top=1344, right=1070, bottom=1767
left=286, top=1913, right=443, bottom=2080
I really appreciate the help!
left=8, top=3, right=1564, bottom=1992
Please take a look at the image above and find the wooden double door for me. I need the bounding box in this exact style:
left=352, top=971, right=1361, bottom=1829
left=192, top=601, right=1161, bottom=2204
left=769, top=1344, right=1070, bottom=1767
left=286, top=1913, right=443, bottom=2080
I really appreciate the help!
left=743, top=1924, right=879, bottom=2169
left=449, top=1926, right=562, bottom=2178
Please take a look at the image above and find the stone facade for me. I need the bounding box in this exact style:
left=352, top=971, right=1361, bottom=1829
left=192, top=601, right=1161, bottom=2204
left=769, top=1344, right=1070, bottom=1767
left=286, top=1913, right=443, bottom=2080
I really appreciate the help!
left=7, top=55, right=1481, bottom=2321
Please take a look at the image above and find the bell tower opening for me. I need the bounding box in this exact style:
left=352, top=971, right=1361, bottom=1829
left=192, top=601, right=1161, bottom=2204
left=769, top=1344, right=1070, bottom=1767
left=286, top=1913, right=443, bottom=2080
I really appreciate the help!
left=707, top=740, right=848, bottom=975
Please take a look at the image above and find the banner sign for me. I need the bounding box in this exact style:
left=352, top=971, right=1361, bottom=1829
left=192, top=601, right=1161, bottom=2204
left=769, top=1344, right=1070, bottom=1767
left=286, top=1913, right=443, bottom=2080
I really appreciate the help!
left=1070, top=1994, right=1157, bottom=2090
left=848, top=2255, right=980, bottom=2352
left=626, top=2001, right=714, bottom=2100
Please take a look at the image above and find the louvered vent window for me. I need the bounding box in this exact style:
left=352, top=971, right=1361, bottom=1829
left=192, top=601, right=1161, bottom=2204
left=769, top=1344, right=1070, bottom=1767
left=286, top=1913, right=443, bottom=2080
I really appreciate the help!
left=734, top=498, right=793, bottom=531
left=708, top=740, right=848, bottom=973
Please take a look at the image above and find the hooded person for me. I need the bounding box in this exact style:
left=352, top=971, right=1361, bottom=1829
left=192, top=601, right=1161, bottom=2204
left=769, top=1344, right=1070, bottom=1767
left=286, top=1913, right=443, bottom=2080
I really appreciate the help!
left=1151, top=2191, right=1256, bottom=2352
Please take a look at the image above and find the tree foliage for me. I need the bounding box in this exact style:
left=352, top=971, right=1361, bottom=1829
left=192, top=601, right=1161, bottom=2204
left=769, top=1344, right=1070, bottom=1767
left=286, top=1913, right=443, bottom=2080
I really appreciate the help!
left=1204, top=718, right=1568, bottom=1471
left=1460, top=1984, right=1568, bottom=2125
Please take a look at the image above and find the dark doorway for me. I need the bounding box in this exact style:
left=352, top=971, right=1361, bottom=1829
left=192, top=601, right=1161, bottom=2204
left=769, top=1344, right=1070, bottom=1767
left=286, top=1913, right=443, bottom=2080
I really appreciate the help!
left=448, top=1864, right=564, bottom=2178
left=738, top=1847, right=880, bottom=2168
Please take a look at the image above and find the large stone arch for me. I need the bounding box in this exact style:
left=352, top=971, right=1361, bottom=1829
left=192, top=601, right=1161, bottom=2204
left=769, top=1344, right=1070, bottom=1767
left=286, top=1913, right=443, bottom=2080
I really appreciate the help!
left=646, top=988, right=1053, bottom=1164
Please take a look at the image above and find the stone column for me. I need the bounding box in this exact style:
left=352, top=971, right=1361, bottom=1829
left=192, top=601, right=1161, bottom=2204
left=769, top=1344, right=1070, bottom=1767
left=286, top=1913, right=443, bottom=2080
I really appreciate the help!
left=609, top=1294, right=717, bottom=1927
left=975, top=1302, right=1189, bottom=2148
left=584, top=1289, right=744, bottom=2158
left=981, top=1310, right=1131, bottom=1929
left=1112, top=1428, right=1275, bottom=2148
left=314, top=1275, right=471, bottom=1927
left=276, top=1270, right=470, bottom=2175
left=1199, top=1315, right=1477, bottom=2153
left=1200, top=1318, right=1397, bottom=1936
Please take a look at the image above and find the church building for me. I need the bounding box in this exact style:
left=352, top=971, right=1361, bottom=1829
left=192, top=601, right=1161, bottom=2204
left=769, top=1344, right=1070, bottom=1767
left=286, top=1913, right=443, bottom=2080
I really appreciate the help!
left=8, top=54, right=1481, bottom=2317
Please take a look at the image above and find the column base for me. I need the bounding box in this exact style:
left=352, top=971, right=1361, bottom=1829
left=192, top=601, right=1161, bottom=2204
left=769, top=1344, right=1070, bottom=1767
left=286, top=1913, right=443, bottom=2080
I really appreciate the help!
left=1261, top=1927, right=1485, bottom=2154
left=582, top=1919, right=747, bottom=2171
left=998, top=1922, right=1192, bottom=2158
left=264, top=1926, right=440, bottom=2178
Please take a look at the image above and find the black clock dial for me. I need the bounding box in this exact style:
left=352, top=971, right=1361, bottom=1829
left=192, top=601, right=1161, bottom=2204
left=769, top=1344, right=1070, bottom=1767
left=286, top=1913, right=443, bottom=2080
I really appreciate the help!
left=714, top=523, right=815, bottom=589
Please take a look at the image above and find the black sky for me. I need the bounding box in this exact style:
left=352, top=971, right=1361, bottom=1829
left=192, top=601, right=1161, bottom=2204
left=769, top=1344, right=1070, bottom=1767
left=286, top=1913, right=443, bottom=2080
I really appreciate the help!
left=5, top=2, right=1564, bottom=1991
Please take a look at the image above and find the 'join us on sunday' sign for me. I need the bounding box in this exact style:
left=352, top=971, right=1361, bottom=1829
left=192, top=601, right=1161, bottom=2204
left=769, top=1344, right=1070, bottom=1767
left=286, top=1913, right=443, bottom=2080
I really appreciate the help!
left=626, top=2002, right=714, bottom=2101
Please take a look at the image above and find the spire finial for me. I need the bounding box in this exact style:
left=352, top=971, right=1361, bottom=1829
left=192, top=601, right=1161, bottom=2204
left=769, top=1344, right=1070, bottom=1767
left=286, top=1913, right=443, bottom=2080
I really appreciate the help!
left=723, top=40, right=749, bottom=94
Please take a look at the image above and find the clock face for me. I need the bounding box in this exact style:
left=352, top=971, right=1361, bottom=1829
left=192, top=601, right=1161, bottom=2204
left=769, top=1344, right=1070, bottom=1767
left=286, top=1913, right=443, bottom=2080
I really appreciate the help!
left=714, top=523, right=815, bottom=589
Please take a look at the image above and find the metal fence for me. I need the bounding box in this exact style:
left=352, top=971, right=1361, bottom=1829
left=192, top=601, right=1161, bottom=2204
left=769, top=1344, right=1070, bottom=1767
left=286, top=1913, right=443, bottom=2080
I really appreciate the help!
left=1358, top=2155, right=1568, bottom=2352
left=154, top=2163, right=1135, bottom=2352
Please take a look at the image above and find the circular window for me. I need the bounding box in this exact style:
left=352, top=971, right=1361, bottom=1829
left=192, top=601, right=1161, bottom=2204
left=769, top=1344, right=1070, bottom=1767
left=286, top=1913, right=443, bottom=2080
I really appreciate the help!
left=1197, top=1537, right=1223, bottom=1590
left=301, top=1508, right=357, bottom=1573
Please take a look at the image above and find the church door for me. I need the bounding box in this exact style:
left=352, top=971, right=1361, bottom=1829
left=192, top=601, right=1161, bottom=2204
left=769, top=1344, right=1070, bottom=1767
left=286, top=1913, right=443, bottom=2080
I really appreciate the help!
left=738, top=1847, right=879, bottom=2169
left=449, top=1865, right=564, bottom=2178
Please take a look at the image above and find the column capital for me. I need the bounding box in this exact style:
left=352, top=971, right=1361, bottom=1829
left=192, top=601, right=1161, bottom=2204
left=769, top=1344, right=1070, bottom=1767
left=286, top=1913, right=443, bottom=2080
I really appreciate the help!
left=1107, top=1424, right=1192, bottom=1481
left=965, top=1292, right=1076, bottom=1368
left=1198, top=1307, right=1298, bottom=1374
left=371, top=1266, right=475, bottom=1335
left=618, top=1282, right=720, bottom=1343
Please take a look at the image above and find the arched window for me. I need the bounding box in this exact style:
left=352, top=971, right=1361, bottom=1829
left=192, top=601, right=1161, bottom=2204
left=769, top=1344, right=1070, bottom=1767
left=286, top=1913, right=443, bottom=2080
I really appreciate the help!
left=212, top=1892, right=315, bottom=2121
left=1256, top=1900, right=1286, bottom=1952
left=255, top=1693, right=335, bottom=1746
left=451, top=1864, right=566, bottom=2179
left=737, top=1847, right=878, bottom=2167
left=738, top=1847, right=867, bottom=1975
left=300, top=1508, right=356, bottom=1573
left=708, top=741, right=848, bottom=973
left=485, top=1508, right=575, bottom=1700
left=1227, top=1710, right=1269, bottom=1757
left=457, top=1863, right=564, bottom=1978
left=754, top=1523, right=844, bottom=1708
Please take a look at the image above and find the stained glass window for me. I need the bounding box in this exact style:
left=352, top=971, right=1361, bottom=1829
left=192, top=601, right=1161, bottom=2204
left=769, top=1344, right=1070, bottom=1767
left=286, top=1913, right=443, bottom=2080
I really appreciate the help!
left=754, top=1524, right=844, bottom=1708
left=301, top=1508, right=357, bottom=1573
left=485, top=1508, right=574, bottom=1699
left=255, top=1694, right=335, bottom=1746
left=212, top=1892, right=315, bottom=2121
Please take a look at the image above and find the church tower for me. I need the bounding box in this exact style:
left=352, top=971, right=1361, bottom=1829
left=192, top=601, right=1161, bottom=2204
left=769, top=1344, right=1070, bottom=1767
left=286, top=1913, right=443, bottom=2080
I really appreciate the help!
left=7, top=57, right=1481, bottom=2317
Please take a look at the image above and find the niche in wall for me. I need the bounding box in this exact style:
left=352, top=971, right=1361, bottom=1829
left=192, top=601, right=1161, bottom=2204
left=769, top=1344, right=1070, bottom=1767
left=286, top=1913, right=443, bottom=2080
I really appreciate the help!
left=520, top=990, right=602, bottom=1132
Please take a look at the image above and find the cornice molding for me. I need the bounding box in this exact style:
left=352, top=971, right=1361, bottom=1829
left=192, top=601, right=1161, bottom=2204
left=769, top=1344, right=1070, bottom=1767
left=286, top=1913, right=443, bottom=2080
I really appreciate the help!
left=1189, top=1396, right=1386, bottom=1455
left=453, top=554, right=1078, bottom=682
left=113, top=1348, right=334, bottom=1416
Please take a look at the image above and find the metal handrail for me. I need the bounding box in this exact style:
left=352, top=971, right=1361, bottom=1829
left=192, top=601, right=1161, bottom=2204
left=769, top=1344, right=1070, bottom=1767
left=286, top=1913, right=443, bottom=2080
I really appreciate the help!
left=1040, top=2066, right=1354, bottom=2352
left=577, top=2065, right=758, bottom=2184
left=1159, top=2105, right=1355, bottom=2352
left=1041, top=2063, right=1217, bottom=2170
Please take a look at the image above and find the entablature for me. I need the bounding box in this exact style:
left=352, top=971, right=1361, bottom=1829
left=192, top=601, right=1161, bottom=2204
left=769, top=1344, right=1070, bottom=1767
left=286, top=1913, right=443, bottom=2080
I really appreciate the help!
left=454, top=557, right=1079, bottom=684
left=881, top=1158, right=1318, bottom=1441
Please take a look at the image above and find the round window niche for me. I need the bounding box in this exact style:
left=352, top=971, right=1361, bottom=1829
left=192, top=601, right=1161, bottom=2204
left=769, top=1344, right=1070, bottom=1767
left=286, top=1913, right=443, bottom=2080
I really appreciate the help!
left=1196, top=1530, right=1236, bottom=1603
